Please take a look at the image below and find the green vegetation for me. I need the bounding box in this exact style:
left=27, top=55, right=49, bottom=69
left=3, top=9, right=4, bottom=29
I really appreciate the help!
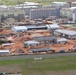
left=0, top=0, right=76, bottom=5
left=0, top=0, right=25, bottom=5
left=0, top=56, right=76, bottom=75
left=0, top=40, right=6, bottom=44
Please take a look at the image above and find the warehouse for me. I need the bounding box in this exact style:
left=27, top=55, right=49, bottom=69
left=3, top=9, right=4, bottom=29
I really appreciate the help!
left=12, top=26, right=27, bottom=32
left=34, top=36, right=56, bottom=44
left=46, top=24, right=60, bottom=30
left=54, top=29, right=76, bottom=39
left=26, top=25, right=48, bottom=30
left=12, top=25, right=48, bottom=32
left=56, top=38, right=67, bottom=44
left=30, top=48, right=54, bottom=53
left=2, top=43, right=15, bottom=47
left=0, top=50, right=10, bottom=55
left=30, top=7, right=60, bottom=19
left=24, top=40, right=40, bottom=47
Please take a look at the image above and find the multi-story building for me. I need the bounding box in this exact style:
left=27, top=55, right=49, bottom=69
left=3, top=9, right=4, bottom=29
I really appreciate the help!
left=30, top=7, right=61, bottom=19
left=0, top=6, right=25, bottom=22
left=51, top=2, right=69, bottom=8
left=16, top=2, right=42, bottom=16
left=60, top=7, right=76, bottom=21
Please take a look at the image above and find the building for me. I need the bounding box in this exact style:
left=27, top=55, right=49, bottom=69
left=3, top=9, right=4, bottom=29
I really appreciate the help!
left=46, top=24, right=60, bottom=30
left=16, top=2, right=42, bottom=16
left=12, top=26, right=27, bottom=32
left=0, top=15, right=1, bottom=23
left=72, top=2, right=76, bottom=7
left=51, top=2, right=70, bottom=8
left=26, top=25, right=48, bottom=30
left=30, top=48, right=54, bottom=53
left=60, top=7, right=76, bottom=21
left=30, top=7, right=60, bottom=19
left=15, top=6, right=38, bottom=16
left=16, top=2, right=42, bottom=8
left=56, top=38, right=67, bottom=44
left=0, top=50, right=10, bottom=55
left=12, top=25, right=49, bottom=32
left=34, top=36, right=56, bottom=44
left=24, top=40, right=40, bottom=47
left=54, top=29, right=76, bottom=40
left=0, top=6, right=25, bottom=22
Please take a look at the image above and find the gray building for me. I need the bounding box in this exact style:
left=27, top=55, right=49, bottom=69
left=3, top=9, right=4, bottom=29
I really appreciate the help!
left=71, top=2, right=76, bottom=7
left=30, top=48, right=54, bottom=53
left=16, top=2, right=42, bottom=16
left=12, top=26, right=27, bottom=32
left=0, top=6, right=25, bottom=22
left=54, top=29, right=76, bottom=40
left=34, top=36, right=56, bottom=44
left=24, top=40, right=40, bottom=47
left=30, top=7, right=60, bottom=19
left=51, top=2, right=70, bottom=8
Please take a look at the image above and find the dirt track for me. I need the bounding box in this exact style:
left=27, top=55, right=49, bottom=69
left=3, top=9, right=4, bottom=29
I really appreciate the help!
left=0, top=65, right=21, bottom=72
left=27, top=70, right=76, bottom=75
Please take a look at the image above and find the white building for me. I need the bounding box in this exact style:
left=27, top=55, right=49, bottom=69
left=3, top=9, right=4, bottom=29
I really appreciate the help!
left=12, top=26, right=27, bottom=32
left=54, top=29, right=76, bottom=39
left=60, top=7, right=76, bottom=21
left=0, top=50, right=10, bottom=55
left=46, top=24, right=60, bottom=30
left=51, top=2, right=69, bottom=8
left=24, top=40, right=40, bottom=47
left=57, top=38, right=67, bottom=44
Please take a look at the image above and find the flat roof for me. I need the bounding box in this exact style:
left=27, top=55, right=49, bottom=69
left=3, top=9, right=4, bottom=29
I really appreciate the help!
left=0, top=50, right=9, bottom=53
left=2, top=43, right=15, bottom=46
left=26, top=25, right=47, bottom=29
left=34, top=36, right=56, bottom=41
left=30, top=48, right=53, bottom=52
left=24, top=40, right=39, bottom=45
left=70, top=7, right=76, bottom=10
left=55, top=29, right=76, bottom=36
left=46, top=24, right=60, bottom=29
left=57, top=38, right=67, bottom=42
left=52, top=2, right=67, bottom=4
left=32, top=33, right=44, bottom=37
left=12, top=26, right=27, bottom=30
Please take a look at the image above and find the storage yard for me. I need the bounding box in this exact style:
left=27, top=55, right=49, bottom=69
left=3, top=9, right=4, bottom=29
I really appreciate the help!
left=0, top=1, right=76, bottom=75
left=0, top=1, right=76, bottom=56
left=0, top=23, right=76, bottom=55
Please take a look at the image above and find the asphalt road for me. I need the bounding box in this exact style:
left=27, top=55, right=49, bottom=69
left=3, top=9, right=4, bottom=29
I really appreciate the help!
left=0, top=53, right=76, bottom=60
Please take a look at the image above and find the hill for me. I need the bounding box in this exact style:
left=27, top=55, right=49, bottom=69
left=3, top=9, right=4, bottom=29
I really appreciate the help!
left=0, top=0, right=74, bottom=5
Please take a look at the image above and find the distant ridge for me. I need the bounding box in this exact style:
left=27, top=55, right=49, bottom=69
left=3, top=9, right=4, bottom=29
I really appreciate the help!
left=0, top=0, right=75, bottom=5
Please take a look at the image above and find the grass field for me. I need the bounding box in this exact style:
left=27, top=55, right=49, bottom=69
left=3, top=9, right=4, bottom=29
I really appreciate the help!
left=0, top=56, right=76, bottom=75
left=0, top=0, right=76, bottom=5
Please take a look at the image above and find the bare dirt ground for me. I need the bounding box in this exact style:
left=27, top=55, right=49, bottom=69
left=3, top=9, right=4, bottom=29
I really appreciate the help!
left=0, top=65, right=21, bottom=72
left=30, top=70, right=76, bottom=75
left=0, top=65, right=76, bottom=75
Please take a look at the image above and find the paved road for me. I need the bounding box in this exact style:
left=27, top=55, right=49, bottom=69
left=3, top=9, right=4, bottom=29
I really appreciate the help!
left=0, top=53, right=76, bottom=60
